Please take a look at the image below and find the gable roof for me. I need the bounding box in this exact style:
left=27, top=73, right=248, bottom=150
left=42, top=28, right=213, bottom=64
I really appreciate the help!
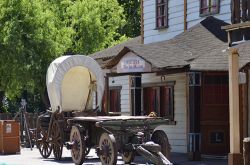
left=98, top=16, right=250, bottom=73
left=106, top=17, right=232, bottom=71
left=90, top=36, right=141, bottom=60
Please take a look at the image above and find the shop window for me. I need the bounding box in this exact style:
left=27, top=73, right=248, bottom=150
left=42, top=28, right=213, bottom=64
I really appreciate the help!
left=156, top=0, right=168, bottom=29
left=143, top=85, right=174, bottom=120
left=200, top=0, right=220, bottom=16
left=109, top=87, right=121, bottom=113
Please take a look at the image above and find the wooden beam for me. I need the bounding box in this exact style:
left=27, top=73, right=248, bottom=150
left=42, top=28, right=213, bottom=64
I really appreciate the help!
left=222, top=21, right=250, bottom=31
left=184, top=0, right=187, bottom=31
left=141, top=0, right=144, bottom=44
left=228, top=48, right=243, bottom=165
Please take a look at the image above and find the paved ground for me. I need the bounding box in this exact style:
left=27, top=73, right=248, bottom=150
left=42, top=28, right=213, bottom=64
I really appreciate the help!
left=0, top=147, right=227, bottom=165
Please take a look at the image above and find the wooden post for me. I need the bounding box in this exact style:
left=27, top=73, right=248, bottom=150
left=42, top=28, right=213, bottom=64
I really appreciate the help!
left=228, top=48, right=243, bottom=165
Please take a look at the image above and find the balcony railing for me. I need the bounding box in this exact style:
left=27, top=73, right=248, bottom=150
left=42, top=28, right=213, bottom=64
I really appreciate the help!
left=231, top=0, right=250, bottom=23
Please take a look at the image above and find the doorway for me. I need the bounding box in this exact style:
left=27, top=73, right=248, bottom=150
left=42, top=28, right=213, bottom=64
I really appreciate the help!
left=200, top=73, right=229, bottom=155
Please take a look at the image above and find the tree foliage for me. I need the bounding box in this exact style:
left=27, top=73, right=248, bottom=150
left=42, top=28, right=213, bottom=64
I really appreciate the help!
left=118, top=0, right=141, bottom=37
left=67, top=0, right=126, bottom=54
left=0, top=0, right=72, bottom=101
left=0, top=0, right=129, bottom=111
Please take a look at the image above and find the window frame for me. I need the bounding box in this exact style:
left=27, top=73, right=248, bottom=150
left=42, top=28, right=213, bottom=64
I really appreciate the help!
left=155, top=0, right=169, bottom=29
left=200, top=0, right=220, bottom=17
left=142, top=81, right=175, bottom=120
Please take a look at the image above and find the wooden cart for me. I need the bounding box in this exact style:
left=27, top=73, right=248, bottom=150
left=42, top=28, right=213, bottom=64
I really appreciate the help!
left=36, top=55, right=172, bottom=165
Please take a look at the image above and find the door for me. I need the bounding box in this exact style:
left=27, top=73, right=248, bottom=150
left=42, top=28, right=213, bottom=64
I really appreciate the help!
left=200, top=73, right=229, bottom=155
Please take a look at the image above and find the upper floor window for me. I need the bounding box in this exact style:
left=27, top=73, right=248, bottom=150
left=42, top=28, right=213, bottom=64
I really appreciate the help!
left=156, top=0, right=168, bottom=29
left=200, top=0, right=220, bottom=16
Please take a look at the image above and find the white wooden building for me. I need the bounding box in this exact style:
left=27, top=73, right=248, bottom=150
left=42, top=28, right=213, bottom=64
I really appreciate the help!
left=143, top=0, right=231, bottom=44
left=91, top=0, right=250, bottom=158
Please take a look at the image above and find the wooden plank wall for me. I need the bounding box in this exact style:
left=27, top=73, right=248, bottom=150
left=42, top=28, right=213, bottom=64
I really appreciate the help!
left=143, top=0, right=184, bottom=44
left=143, top=0, right=231, bottom=44
left=248, top=70, right=250, bottom=137
left=109, top=75, right=130, bottom=115
left=187, top=0, right=231, bottom=28
left=142, top=73, right=188, bottom=153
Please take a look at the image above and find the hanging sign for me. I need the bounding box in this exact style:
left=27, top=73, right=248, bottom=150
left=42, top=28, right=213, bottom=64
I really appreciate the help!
left=116, top=52, right=151, bottom=73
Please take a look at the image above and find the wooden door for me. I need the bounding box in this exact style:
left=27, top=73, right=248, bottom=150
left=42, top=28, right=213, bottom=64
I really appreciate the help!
left=200, top=73, right=229, bottom=155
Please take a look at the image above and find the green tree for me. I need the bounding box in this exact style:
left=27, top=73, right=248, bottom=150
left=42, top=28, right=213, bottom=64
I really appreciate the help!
left=0, top=0, right=73, bottom=107
left=0, top=0, right=129, bottom=110
left=118, top=0, right=141, bottom=37
left=67, top=0, right=127, bottom=54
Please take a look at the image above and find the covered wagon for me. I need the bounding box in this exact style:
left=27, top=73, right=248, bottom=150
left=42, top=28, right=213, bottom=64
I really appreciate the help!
left=36, top=55, right=172, bottom=165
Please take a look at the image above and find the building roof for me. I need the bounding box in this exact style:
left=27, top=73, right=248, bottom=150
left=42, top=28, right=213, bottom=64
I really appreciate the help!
left=101, top=16, right=250, bottom=72
left=106, top=17, right=232, bottom=71
left=90, top=36, right=141, bottom=60
left=90, top=36, right=141, bottom=68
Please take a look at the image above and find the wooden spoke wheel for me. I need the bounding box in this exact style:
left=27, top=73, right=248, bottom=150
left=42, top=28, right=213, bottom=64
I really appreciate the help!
left=99, top=133, right=117, bottom=165
left=36, top=124, right=52, bottom=158
left=122, top=151, right=135, bottom=164
left=151, top=130, right=171, bottom=160
left=70, top=126, right=86, bottom=165
left=51, top=120, right=63, bottom=160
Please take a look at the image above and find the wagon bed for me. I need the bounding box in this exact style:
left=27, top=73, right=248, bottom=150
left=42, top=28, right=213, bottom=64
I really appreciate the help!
left=71, top=115, right=164, bottom=121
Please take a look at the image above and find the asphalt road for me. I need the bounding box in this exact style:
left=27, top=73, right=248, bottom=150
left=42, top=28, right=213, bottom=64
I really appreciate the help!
left=0, top=147, right=227, bottom=165
left=0, top=147, right=149, bottom=165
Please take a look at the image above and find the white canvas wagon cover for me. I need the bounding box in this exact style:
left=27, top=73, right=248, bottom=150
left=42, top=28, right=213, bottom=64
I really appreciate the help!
left=46, top=55, right=104, bottom=112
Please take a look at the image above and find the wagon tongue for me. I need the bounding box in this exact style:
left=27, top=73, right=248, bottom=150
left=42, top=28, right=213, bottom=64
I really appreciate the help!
left=135, top=142, right=172, bottom=165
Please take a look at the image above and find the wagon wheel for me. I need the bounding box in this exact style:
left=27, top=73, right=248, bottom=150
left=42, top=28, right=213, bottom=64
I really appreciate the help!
left=36, top=122, right=52, bottom=158
left=70, top=126, right=86, bottom=165
left=151, top=130, right=171, bottom=160
left=99, top=133, right=117, bottom=165
left=122, top=151, right=135, bottom=164
left=51, top=120, right=63, bottom=160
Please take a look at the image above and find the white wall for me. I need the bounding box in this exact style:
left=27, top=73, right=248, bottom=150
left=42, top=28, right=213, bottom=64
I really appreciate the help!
left=142, top=73, right=188, bottom=153
left=143, top=0, right=231, bottom=44
left=187, top=0, right=231, bottom=28
left=248, top=70, right=250, bottom=137
left=109, top=75, right=130, bottom=115
left=143, top=0, right=184, bottom=44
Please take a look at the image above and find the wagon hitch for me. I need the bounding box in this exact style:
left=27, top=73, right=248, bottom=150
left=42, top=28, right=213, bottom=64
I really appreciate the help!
left=135, top=142, right=173, bottom=165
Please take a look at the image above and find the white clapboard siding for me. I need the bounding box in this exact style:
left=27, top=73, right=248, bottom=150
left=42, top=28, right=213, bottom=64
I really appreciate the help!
left=187, top=0, right=231, bottom=29
left=109, top=75, right=130, bottom=114
left=143, top=0, right=231, bottom=44
left=248, top=70, right=250, bottom=136
left=142, top=73, right=188, bottom=153
left=143, top=0, right=184, bottom=44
